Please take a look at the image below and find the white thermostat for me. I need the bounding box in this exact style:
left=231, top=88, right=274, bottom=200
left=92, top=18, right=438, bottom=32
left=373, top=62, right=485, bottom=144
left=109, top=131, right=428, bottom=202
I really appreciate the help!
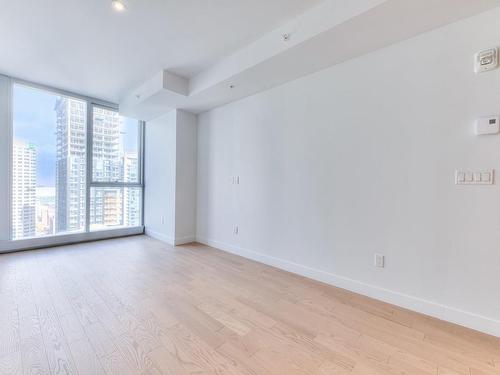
left=475, top=116, right=500, bottom=135
left=475, top=48, right=498, bottom=73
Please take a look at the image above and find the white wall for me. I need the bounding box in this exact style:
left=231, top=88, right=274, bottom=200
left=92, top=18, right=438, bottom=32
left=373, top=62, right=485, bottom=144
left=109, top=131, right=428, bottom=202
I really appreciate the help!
left=175, top=110, right=198, bottom=244
left=145, top=110, right=177, bottom=244
left=144, top=109, right=198, bottom=245
left=196, top=8, right=500, bottom=336
left=0, top=75, right=11, bottom=242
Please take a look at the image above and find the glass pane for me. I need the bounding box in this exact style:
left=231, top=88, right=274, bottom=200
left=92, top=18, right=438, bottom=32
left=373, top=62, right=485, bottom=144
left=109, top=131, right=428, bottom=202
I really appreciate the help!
left=12, top=84, right=87, bottom=240
left=92, top=107, right=139, bottom=183
left=90, top=187, right=142, bottom=231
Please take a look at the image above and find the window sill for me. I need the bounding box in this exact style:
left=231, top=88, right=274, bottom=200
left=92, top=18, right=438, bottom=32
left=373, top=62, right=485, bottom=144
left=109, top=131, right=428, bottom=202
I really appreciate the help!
left=0, top=226, right=144, bottom=253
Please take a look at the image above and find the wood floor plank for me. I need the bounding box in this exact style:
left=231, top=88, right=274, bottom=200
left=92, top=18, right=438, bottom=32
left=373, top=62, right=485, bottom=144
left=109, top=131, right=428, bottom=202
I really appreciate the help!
left=100, top=348, right=135, bottom=375
left=0, top=236, right=499, bottom=375
left=67, top=338, right=106, bottom=375
left=83, top=321, right=117, bottom=358
left=146, top=345, right=190, bottom=375
left=58, top=313, right=86, bottom=344
left=20, top=335, right=51, bottom=375
left=0, top=305, right=20, bottom=358
left=36, top=305, right=78, bottom=375
left=112, top=333, right=154, bottom=374
left=0, top=350, right=22, bottom=375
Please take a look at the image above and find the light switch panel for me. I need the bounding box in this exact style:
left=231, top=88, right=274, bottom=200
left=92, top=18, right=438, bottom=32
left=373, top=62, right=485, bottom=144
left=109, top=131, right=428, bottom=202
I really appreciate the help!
left=455, top=170, right=494, bottom=185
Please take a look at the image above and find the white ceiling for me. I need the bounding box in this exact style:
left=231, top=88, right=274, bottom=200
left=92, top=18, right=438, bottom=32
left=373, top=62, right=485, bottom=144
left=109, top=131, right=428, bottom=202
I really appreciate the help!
left=0, top=0, right=323, bottom=102
left=120, top=0, right=500, bottom=119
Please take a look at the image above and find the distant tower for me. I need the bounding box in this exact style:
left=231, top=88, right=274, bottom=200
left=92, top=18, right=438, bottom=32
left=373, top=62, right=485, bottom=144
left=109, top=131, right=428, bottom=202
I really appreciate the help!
left=89, top=107, right=123, bottom=228
left=12, top=141, right=37, bottom=239
left=55, top=97, right=87, bottom=232
left=55, top=101, right=126, bottom=231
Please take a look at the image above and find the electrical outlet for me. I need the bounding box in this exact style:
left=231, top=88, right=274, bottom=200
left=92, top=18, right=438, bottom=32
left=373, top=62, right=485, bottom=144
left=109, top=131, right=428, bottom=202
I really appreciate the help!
left=374, top=253, right=385, bottom=268
left=233, top=226, right=239, bottom=235
left=231, top=176, right=240, bottom=185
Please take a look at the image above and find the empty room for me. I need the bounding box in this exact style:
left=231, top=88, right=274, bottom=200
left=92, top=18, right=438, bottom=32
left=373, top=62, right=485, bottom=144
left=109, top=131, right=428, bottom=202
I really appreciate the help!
left=1, top=0, right=500, bottom=374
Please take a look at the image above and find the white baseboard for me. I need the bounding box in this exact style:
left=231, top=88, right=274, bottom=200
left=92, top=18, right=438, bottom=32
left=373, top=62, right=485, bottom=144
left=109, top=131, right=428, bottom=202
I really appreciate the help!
left=145, top=228, right=175, bottom=246
left=145, top=229, right=195, bottom=246
left=196, top=236, right=500, bottom=338
left=174, top=236, right=196, bottom=245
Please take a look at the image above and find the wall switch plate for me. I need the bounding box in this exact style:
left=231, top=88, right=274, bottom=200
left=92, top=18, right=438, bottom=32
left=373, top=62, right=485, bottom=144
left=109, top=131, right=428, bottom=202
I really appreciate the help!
left=475, top=48, right=498, bottom=73
left=455, top=169, right=494, bottom=185
left=374, top=253, right=385, bottom=268
left=233, top=226, right=239, bottom=235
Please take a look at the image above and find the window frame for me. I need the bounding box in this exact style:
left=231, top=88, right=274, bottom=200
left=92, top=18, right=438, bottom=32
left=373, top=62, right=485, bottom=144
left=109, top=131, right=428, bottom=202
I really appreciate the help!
left=5, top=77, right=144, bottom=250
left=87, top=103, right=145, bottom=232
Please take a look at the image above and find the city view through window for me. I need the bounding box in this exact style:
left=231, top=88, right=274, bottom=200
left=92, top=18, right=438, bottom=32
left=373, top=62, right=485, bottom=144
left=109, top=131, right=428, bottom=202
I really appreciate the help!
left=12, top=84, right=142, bottom=240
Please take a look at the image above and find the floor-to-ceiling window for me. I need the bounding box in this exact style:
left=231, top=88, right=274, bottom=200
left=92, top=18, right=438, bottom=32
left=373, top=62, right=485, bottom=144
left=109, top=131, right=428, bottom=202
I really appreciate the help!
left=89, top=106, right=143, bottom=231
left=12, top=84, right=87, bottom=239
left=11, top=82, right=143, bottom=243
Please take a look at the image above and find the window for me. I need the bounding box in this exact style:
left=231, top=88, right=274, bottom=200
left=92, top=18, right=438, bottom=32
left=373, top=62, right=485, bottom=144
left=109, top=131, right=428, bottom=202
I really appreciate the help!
left=12, top=84, right=87, bottom=239
left=89, top=106, right=142, bottom=231
left=90, top=187, right=142, bottom=230
left=11, top=83, right=143, bottom=241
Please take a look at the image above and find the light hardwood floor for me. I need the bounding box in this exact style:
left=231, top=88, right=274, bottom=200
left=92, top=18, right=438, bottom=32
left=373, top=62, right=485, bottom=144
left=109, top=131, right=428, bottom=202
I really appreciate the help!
left=0, top=235, right=499, bottom=375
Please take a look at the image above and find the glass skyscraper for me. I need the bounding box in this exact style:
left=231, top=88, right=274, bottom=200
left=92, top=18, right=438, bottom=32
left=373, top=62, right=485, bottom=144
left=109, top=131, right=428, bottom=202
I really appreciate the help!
left=55, top=99, right=140, bottom=232
left=55, top=97, right=87, bottom=232
left=12, top=141, right=37, bottom=239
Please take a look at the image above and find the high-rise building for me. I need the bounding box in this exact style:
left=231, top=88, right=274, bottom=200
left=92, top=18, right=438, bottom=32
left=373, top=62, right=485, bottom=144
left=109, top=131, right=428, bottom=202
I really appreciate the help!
left=56, top=102, right=129, bottom=231
left=91, top=107, right=122, bottom=183
left=124, top=153, right=140, bottom=226
left=89, top=107, right=123, bottom=229
left=36, top=187, right=55, bottom=236
left=36, top=203, right=55, bottom=235
left=55, top=97, right=87, bottom=233
left=12, top=140, right=37, bottom=239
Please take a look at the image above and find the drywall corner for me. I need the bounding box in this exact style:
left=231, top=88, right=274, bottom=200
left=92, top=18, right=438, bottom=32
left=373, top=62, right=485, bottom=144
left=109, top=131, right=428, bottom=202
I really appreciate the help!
left=144, top=110, right=177, bottom=244
left=175, top=110, right=198, bottom=241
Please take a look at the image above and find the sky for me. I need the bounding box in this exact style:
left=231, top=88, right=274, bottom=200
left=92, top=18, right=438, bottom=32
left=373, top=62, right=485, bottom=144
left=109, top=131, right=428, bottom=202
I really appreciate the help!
left=13, top=84, right=139, bottom=188
left=13, top=84, right=58, bottom=186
